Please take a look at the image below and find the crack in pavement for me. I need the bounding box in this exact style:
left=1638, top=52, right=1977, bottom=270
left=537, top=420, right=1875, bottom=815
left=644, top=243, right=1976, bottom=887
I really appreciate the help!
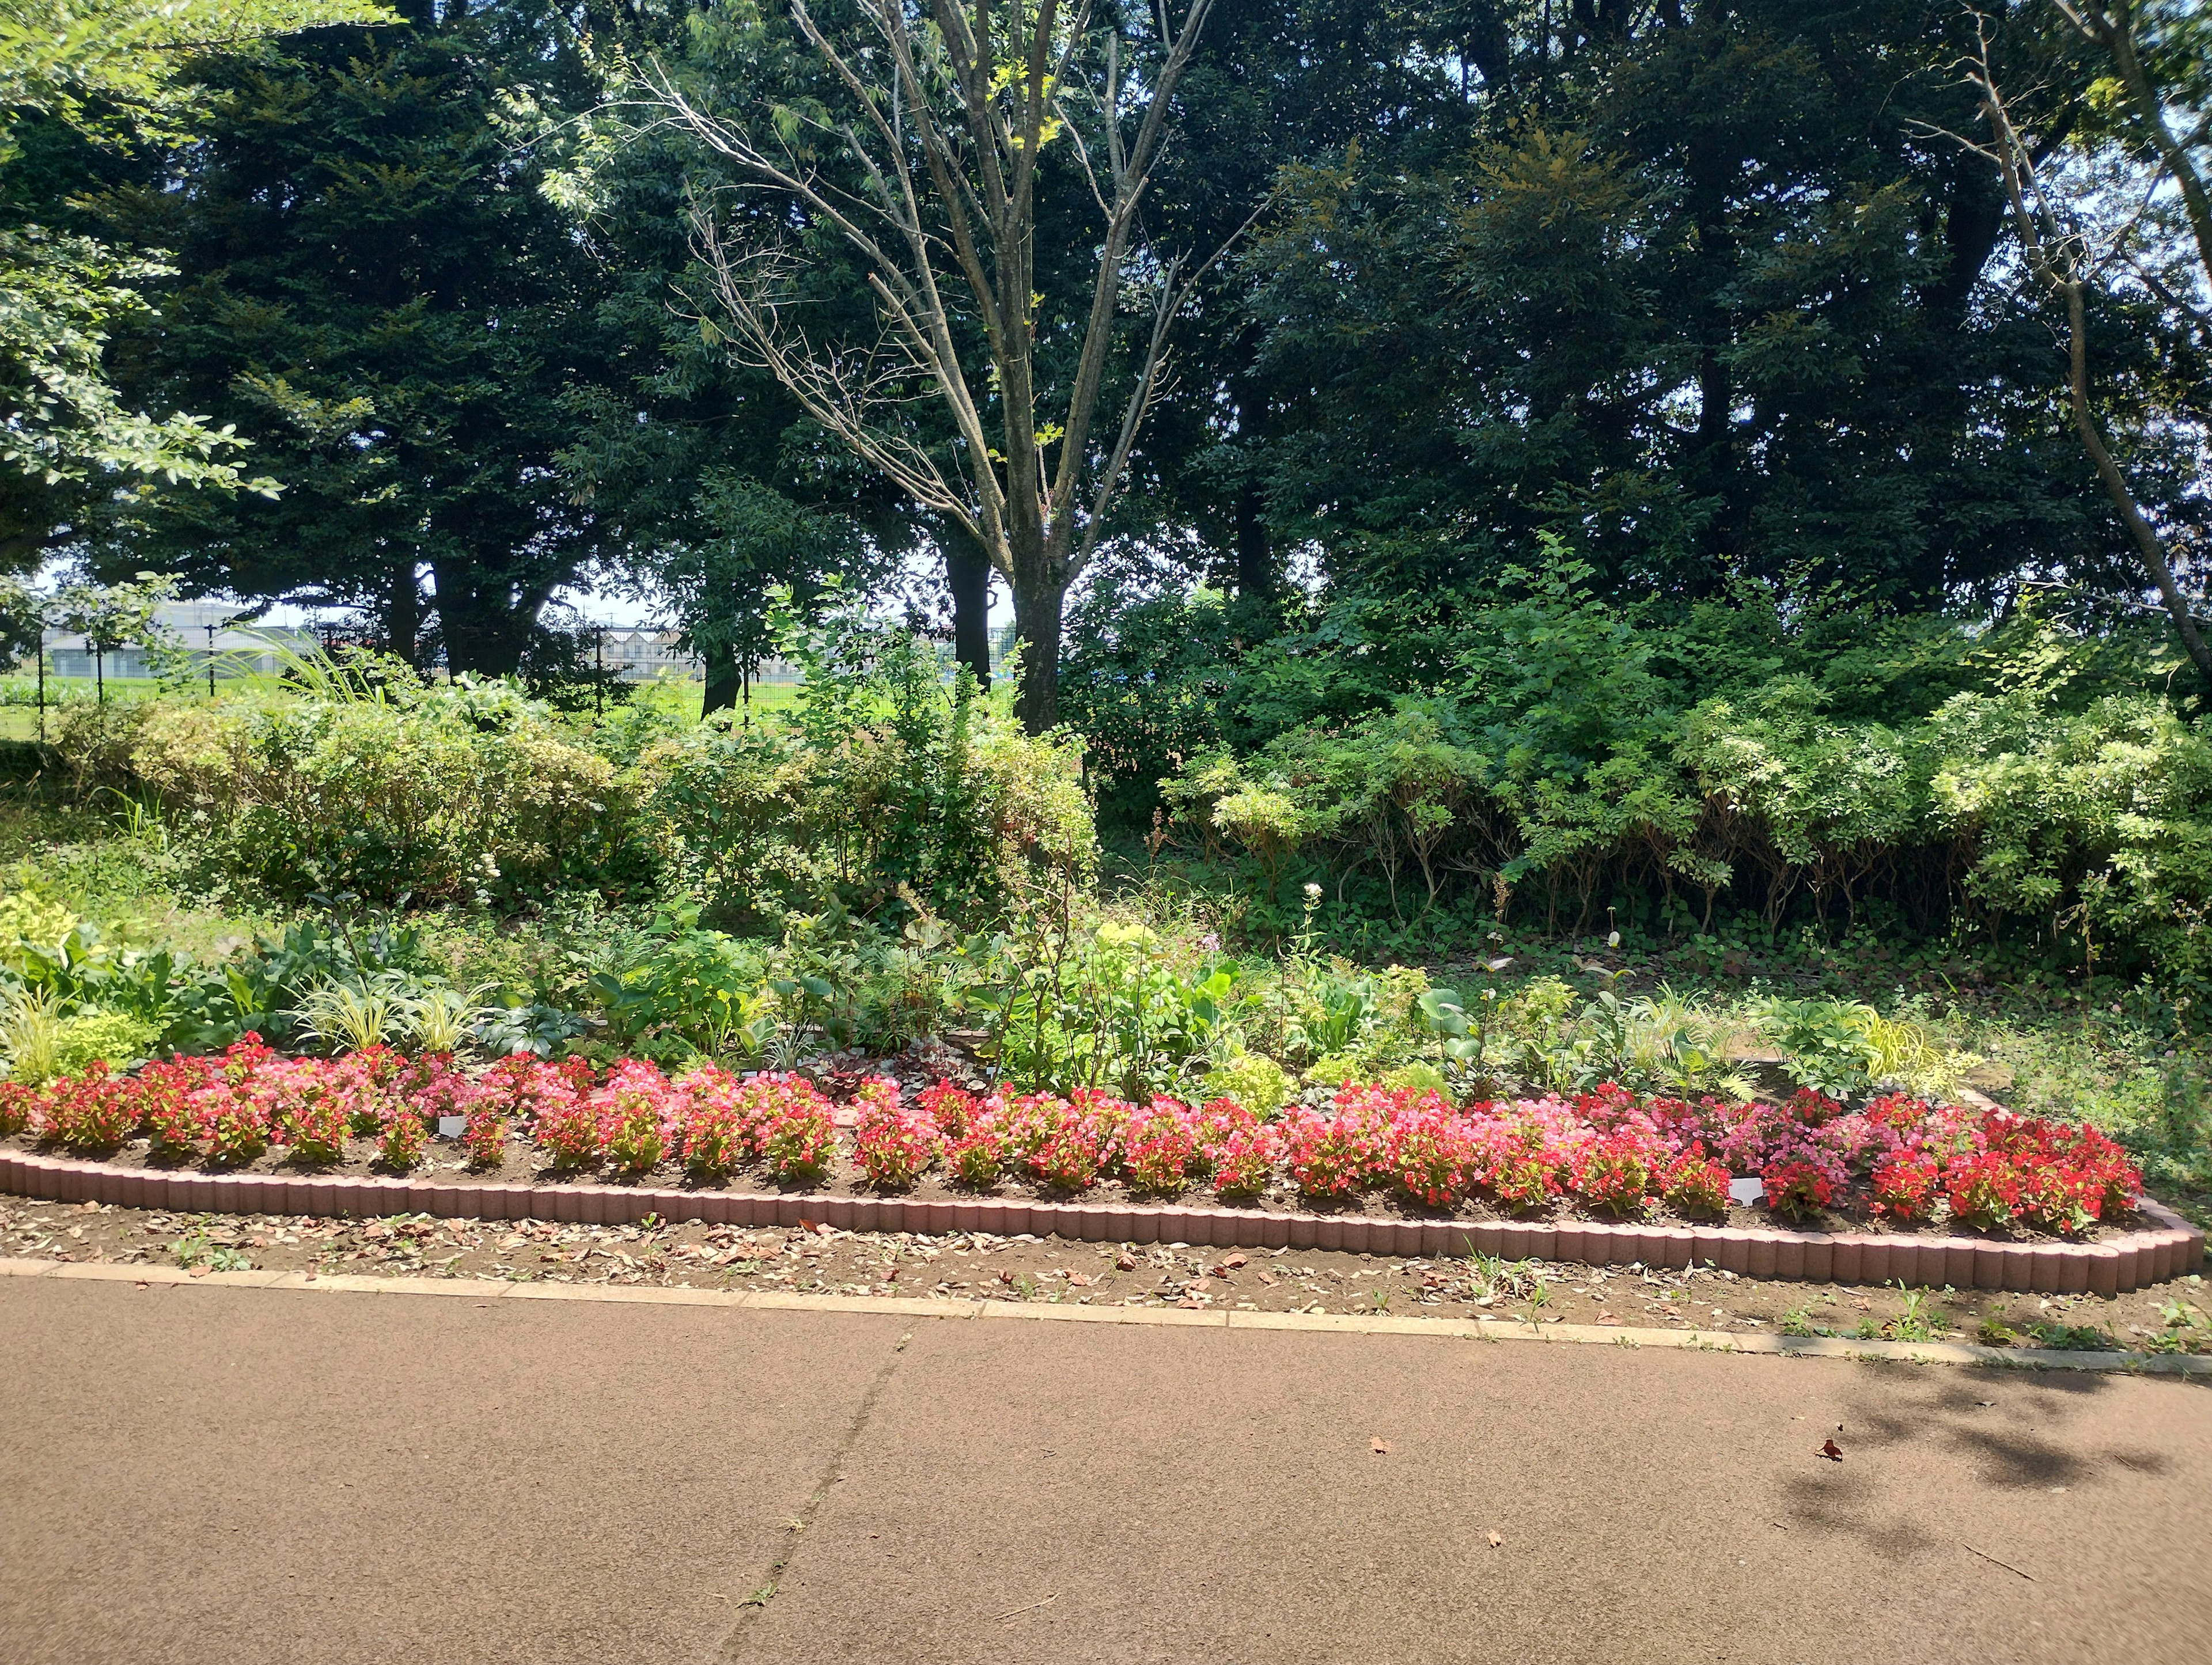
left=713, top=1328, right=914, bottom=1659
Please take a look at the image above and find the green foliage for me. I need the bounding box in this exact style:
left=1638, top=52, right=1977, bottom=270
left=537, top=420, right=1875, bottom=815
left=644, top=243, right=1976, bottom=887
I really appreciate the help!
left=1749, top=996, right=1969, bottom=1102
left=52, top=1005, right=157, bottom=1070
left=1, top=0, right=386, bottom=566
left=1141, top=571, right=2212, bottom=984
left=1204, top=1050, right=1291, bottom=1117
left=585, top=916, right=772, bottom=1065
left=639, top=600, right=1094, bottom=927
left=97, top=661, right=645, bottom=905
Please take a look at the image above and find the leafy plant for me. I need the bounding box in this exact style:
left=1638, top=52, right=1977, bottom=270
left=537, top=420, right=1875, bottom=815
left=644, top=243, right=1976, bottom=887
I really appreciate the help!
left=292, top=973, right=421, bottom=1055
left=407, top=984, right=498, bottom=1054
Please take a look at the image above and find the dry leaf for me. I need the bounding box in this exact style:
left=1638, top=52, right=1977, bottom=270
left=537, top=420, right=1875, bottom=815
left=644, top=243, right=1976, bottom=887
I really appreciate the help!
left=1066, top=1271, right=1092, bottom=1287
left=1595, top=1311, right=1618, bottom=1325
left=1820, top=1439, right=1844, bottom=1462
left=1257, top=1269, right=1278, bottom=1287
left=1487, top=1531, right=1502, bottom=1549
left=797, top=1218, right=818, bottom=1234
left=1222, top=1253, right=1248, bottom=1269
left=1116, top=1252, right=1137, bottom=1271
left=1371, top=1438, right=1392, bottom=1455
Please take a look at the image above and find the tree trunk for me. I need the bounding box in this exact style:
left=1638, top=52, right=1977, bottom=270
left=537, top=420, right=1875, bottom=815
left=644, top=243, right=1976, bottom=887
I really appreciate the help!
left=386, top=562, right=420, bottom=667
left=1234, top=486, right=1274, bottom=603
left=702, top=638, right=741, bottom=717
left=945, top=530, right=993, bottom=689
left=428, top=563, right=552, bottom=677
left=1010, top=579, right=1065, bottom=732
left=2061, top=280, right=2212, bottom=696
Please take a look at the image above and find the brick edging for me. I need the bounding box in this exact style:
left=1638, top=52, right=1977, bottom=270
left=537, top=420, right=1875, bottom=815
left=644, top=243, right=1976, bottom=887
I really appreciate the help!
left=0, top=1149, right=2199, bottom=1295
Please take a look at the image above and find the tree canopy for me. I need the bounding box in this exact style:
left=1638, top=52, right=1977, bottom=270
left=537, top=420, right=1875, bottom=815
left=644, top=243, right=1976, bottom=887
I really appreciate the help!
left=9, top=0, right=2208, bottom=733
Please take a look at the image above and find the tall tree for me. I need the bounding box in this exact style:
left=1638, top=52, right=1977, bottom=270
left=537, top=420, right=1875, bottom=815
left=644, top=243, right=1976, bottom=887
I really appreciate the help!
left=1, top=0, right=385, bottom=570
left=635, top=0, right=1234, bottom=730
left=1955, top=4, right=2212, bottom=691
left=90, top=0, right=615, bottom=673
left=1232, top=2, right=2137, bottom=608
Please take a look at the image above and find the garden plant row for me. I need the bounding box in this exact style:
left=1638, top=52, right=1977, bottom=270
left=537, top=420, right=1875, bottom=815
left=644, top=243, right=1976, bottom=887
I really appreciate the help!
left=2, top=1038, right=2200, bottom=1294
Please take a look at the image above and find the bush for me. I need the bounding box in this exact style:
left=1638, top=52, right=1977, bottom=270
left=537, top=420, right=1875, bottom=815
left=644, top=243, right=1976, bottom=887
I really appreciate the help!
left=54, top=1010, right=160, bottom=1073
left=1205, top=1053, right=1291, bottom=1118
left=637, top=606, right=1096, bottom=926
left=1139, top=582, right=2212, bottom=985
left=109, top=666, right=645, bottom=905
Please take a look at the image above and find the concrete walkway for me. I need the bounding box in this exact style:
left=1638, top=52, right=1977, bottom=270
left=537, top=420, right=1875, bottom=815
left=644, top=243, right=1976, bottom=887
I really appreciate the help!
left=1, top=1275, right=2206, bottom=1665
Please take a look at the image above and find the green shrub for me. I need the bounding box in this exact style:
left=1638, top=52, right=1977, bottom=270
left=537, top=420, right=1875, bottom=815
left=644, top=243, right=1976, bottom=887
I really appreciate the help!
left=54, top=1009, right=160, bottom=1072
left=639, top=608, right=1094, bottom=926
left=107, top=667, right=645, bottom=904
left=1205, top=1051, right=1292, bottom=1116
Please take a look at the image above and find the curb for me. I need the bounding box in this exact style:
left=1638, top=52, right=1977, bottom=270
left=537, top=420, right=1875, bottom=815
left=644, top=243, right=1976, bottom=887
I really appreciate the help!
left=0, top=1148, right=2200, bottom=1294
left=6, top=1258, right=2207, bottom=1378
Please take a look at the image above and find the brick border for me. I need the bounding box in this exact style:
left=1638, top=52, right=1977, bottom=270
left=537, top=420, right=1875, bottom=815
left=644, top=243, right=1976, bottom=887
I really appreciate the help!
left=0, top=1148, right=2199, bottom=1294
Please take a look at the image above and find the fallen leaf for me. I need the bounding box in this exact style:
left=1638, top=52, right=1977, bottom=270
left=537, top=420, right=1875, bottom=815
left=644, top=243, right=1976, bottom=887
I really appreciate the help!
left=1595, top=1311, right=1619, bottom=1325
left=797, top=1219, right=818, bottom=1234
left=1257, top=1269, right=1278, bottom=1287
left=1177, top=1295, right=1207, bottom=1309
left=1222, top=1253, right=1248, bottom=1269
left=1188, top=1276, right=1212, bottom=1292
left=1115, top=1252, right=1137, bottom=1271
left=1820, top=1439, right=1844, bottom=1462
left=998, top=1269, right=1015, bottom=1285
left=188, top=1265, right=210, bottom=1278
left=1371, top=1438, right=1392, bottom=1454
left=1065, top=1271, right=1092, bottom=1287
left=1487, top=1531, right=1502, bottom=1549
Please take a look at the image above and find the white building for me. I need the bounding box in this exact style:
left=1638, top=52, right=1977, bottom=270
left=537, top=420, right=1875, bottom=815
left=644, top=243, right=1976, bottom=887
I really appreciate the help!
left=38, top=602, right=320, bottom=680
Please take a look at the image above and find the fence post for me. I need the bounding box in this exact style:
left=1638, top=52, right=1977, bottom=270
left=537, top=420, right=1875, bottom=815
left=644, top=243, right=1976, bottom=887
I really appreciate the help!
left=206, top=624, right=217, bottom=699
left=94, top=641, right=104, bottom=704
left=35, top=639, right=44, bottom=745
left=594, top=624, right=604, bottom=720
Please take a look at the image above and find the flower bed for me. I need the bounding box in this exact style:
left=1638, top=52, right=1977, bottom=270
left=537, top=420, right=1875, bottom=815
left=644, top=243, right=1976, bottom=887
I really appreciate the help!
left=0, top=1040, right=2147, bottom=1242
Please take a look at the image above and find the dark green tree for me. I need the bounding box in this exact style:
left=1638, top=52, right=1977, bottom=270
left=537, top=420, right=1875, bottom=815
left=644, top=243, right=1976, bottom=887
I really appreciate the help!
left=90, top=0, right=617, bottom=673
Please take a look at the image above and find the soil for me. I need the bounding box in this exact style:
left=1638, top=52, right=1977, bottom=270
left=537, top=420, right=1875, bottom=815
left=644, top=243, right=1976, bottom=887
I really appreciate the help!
left=5, top=1192, right=2207, bottom=1357
left=0, top=1124, right=2152, bottom=1248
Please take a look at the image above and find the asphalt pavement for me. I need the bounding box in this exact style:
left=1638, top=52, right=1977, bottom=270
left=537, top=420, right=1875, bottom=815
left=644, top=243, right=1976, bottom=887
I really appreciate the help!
left=2, top=1275, right=2206, bottom=1664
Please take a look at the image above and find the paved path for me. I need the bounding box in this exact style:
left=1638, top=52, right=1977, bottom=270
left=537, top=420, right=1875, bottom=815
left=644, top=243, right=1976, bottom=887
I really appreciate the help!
left=2, top=1276, right=2206, bottom=1664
